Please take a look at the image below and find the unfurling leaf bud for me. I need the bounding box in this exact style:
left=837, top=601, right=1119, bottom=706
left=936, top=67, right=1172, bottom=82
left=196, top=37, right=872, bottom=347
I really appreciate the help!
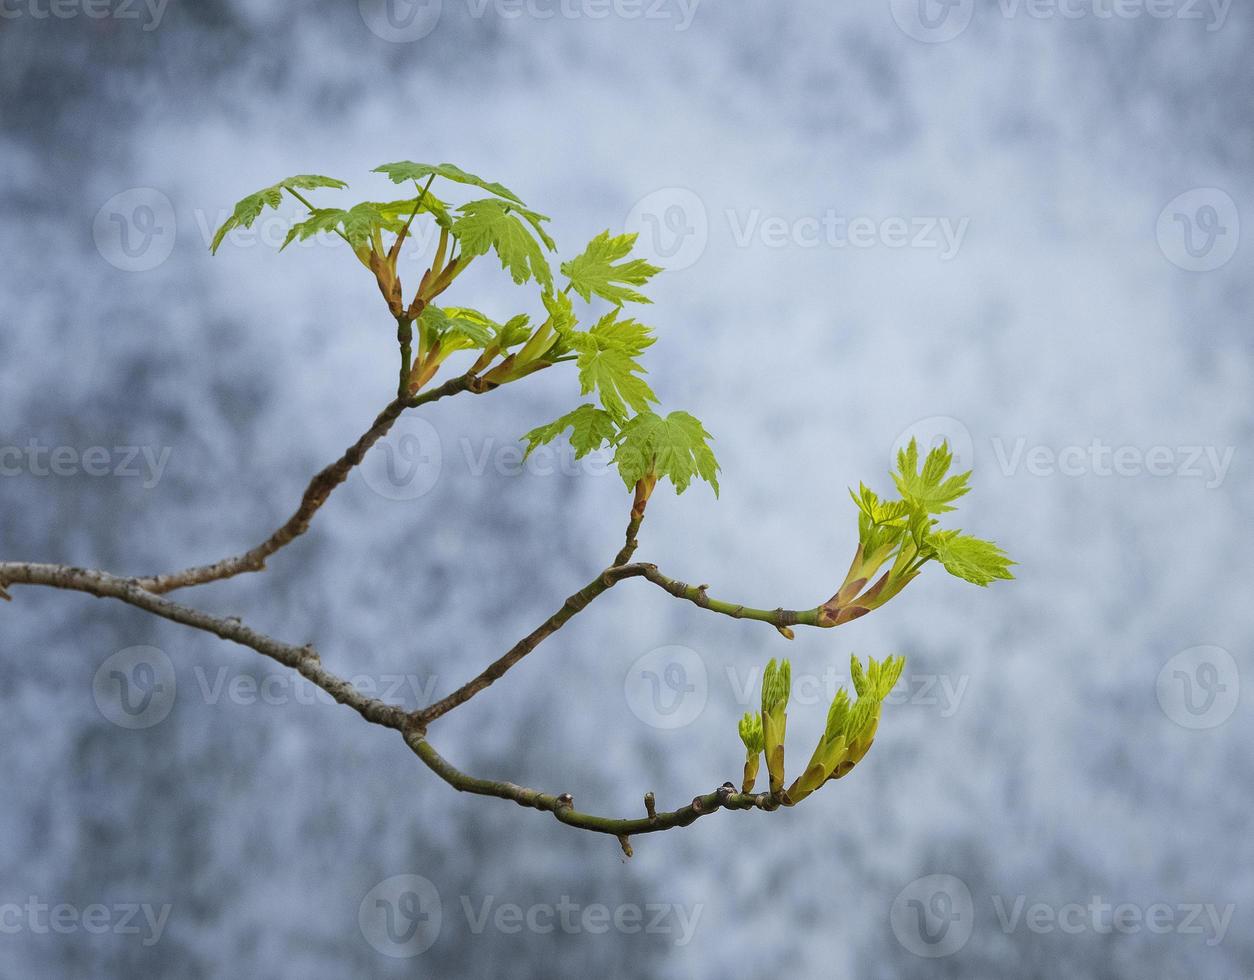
left=877, top=654, right=906, bottom=699
left=850, top=655, right=867, bottom=697
left=738, top=711, right=764, bottom=793
left=761, top=658, right=791, bottom=715
left=760, top=658, right=791, bottom=796
left=784, top=655, right=909, bottom=803
left=738, top=712, right=764, bottom=756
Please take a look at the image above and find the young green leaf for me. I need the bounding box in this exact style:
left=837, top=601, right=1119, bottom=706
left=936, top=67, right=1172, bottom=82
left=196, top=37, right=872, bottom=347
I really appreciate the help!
left=373, top=161, right=524, bottom=206
left=419, top=305, right=495, bottom=348
left=439, top=308, right=533, bottom=350
left=893, top=438, right=971, bottom=514
left=280, top=203, right=395, bottom=251
left=926, top=530, right=1016, bottom=586
left=452, top=199, right=553, bottom=287
left=613, top=410, right=720, bottom=496
left=211, top=174, right=348, bottom=253
left=522, top=405, right=618, bottom=460
left=561, top=231, right=663, bottom=305
left=564, top=312, right=657, bottom=421
left=375, top=194, right=454, bottom=231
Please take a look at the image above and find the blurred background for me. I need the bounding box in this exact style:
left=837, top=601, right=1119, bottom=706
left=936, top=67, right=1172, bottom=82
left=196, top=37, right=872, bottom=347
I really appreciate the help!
left=1, top=0, right=1250, bottom=975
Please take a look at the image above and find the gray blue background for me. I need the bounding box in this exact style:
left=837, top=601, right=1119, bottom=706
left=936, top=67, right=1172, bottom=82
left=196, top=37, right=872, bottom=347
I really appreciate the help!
left=0, top=0, right=1250, bottom=975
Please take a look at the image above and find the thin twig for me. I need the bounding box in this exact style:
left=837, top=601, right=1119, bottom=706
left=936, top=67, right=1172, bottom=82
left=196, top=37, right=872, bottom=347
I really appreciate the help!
left=404, top=733, right=779, bottom=838
left=132, top=373, right=483, bottom=595
left=414, top=565, right=640, bottom=726
left=625, top=563, right=821, bottom=634
left=0, top=562, right=409, bottom=730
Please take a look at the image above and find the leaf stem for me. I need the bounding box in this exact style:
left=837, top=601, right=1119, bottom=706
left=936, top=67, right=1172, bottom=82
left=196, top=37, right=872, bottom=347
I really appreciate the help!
left=283, top=187, right=352, bottom=246
left=397, top=315, right=414, bottom=398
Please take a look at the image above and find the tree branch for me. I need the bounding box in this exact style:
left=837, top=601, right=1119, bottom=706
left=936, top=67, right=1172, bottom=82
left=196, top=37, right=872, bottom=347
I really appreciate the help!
left=0, top=562, right=410, bottom=730
left=132, top=372, right=486, bottom=595
left=0, top=558, right=785, bottom=851
left=403, top=731, right=780, bottom=841
left=623, top=563, right=822, bottom=637
left=415, top=564, right=640, bottom=726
